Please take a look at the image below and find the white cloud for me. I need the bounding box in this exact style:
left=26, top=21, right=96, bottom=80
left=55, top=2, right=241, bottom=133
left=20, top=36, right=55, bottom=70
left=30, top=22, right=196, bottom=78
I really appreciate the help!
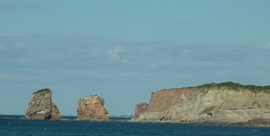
left=146, top=62, right=158, bottom=69
left=87, top=49, right=102, bottom=56
left=107, top=46, right=125, bottom=61
left=87, top=39, right=97, bottom=44
left=259, top=43, right=270, bottom=55
left=263, top=43, right=270, bottom=50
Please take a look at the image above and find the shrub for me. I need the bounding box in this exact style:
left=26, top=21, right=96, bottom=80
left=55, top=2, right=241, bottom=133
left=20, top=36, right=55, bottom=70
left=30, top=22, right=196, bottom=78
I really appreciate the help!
left=201, top=105, right=217, bottom=114
left=33, top=88, right=51, bottom=94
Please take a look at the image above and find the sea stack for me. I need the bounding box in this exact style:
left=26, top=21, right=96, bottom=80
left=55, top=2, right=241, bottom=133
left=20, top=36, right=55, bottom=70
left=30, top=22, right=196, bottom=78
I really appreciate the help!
left=77, top=95, right=110, bottom=121
left=136, top=82, right=270, bottom=124
left=23, top=89, right=62, bottom=120
left=134, top=102, right=148, bottom=119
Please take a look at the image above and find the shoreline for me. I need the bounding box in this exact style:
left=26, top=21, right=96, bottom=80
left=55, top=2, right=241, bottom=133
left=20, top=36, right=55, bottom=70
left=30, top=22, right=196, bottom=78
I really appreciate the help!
left=19, top=117, right=270, bottom=128
left=2, top=115, right=270, bottom=128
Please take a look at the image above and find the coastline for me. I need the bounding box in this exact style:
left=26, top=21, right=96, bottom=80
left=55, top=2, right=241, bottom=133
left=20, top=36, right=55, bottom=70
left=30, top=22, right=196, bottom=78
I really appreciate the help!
left=2, top=114, right=270, bottom=127
left=128, top=120, right=270, bottom=128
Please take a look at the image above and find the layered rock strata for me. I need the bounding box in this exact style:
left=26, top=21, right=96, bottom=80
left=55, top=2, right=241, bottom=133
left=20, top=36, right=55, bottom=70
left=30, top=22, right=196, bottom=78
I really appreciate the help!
left=77, top=95, right=110, bottom=120
left=136, top=82, right=270, bottom=124
left=22, top=89, right=62, bottom=120
left=134, top=102, right=148, bottom=118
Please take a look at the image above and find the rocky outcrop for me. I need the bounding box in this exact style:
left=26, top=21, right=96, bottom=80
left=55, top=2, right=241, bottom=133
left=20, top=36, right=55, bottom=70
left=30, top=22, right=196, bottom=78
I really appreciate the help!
left=22, top=89, right=62, bottom=120
left=77, top=95, right=110, bottom=120
left=134, top=102, right=148, bottom=118
left=136, top=82, right=270, bottom=124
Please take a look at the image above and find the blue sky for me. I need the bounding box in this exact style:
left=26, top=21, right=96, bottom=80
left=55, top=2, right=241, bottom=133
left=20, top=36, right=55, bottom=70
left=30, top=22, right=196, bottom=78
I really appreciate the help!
left=0, top=0, right=270, bottom=116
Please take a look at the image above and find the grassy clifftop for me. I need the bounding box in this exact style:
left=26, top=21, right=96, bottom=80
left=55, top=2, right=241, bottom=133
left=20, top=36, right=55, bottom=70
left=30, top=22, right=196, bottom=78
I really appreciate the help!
left=32, top=88, right=51, bottom=94
left=195, top=81, right=270, bottom=92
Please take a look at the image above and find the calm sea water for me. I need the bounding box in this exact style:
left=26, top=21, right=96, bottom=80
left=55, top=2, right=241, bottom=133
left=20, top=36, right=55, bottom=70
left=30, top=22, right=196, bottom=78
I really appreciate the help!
left=1, top=115, right=270, bottom=136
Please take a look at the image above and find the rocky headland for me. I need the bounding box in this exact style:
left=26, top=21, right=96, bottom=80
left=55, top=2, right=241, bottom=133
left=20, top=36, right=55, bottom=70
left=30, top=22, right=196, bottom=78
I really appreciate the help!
left=135, top=82, right=270, bottom=125
left=21, top=89, right=62, bottom=120
left=77, top=95, right=110, bottom=121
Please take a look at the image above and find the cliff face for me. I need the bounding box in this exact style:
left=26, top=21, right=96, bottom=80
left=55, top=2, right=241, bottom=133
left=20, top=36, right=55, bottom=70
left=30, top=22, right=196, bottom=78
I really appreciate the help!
left=134, top=102, right=148, bottom=118
left=136, top=82, right=270, bottom=124
left=24, top=89, right=62, bottom=120
left=77, top=95, right=110, bottom=120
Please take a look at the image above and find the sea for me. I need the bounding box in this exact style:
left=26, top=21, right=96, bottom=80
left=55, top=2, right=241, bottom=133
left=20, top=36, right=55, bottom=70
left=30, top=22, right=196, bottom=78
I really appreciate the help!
left=1, top=115, right=270, bottom=136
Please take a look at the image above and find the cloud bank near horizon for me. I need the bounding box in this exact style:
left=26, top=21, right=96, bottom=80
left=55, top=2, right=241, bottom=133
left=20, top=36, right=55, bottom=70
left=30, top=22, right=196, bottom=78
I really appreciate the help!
left=0, top=33, right=269, bottom=115
left=1, top=34, right=269, bottom=87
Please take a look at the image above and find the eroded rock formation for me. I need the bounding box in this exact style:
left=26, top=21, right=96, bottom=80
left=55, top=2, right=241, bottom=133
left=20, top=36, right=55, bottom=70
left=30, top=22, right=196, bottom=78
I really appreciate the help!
left=77, top=95, right=110, bottom=120
left=134, top=102, right=148, bottom=118
left=22, top=89, right=62, bottom=120
left=136, top=82, right=270, bottom=124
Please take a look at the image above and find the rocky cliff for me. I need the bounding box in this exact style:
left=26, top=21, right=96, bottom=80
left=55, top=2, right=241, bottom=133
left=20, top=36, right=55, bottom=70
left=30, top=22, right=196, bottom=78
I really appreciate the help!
left=77, top=95, right=110, bottom=120
left=23, top=89, right=62, bottom=120
left=136, top=82, right=270, bottom=124
left=134, top=102, right=148, bottom=118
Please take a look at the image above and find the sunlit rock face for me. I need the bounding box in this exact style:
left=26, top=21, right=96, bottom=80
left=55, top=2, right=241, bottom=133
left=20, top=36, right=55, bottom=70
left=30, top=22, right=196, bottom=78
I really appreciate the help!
left=136, top=82, right=270, bottom=124
left=77, top=95, right=110, bottom=121
left=134, top=102, right=148, bottom=119
left=23, top=89, right=62, bottom=120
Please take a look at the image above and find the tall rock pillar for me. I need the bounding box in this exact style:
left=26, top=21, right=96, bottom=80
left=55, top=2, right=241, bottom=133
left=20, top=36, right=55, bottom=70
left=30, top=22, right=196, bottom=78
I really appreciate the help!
left=77, top=95, right=110, bottom=120
left=23, top=89, right=62, bottom=120
left=134, top=102, right=148, bottom=118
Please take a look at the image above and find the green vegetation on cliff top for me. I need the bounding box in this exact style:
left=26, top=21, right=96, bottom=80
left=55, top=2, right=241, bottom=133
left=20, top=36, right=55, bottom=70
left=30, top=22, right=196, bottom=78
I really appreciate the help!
left=195, top=81, right=270, bottom=92
left=160, top=81, right=270, bottom=93
left=33, top=88, right=51, bottom=94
